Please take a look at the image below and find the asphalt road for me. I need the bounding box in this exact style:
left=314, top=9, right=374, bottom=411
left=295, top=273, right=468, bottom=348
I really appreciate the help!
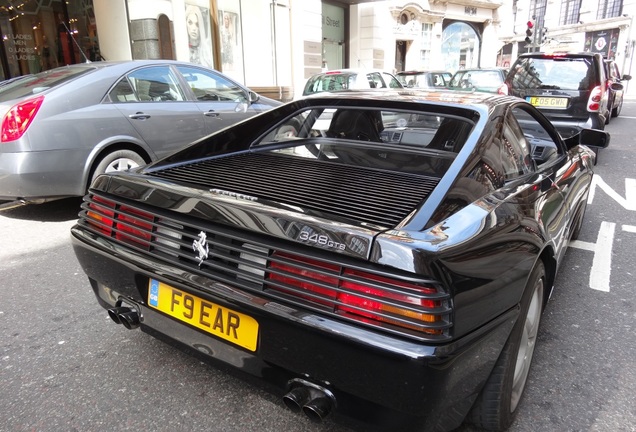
left=1, top=104, right=635, bottom=432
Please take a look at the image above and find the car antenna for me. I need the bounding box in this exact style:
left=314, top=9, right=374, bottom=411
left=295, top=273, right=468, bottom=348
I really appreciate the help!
left=61, top=21, right=91, bottom=63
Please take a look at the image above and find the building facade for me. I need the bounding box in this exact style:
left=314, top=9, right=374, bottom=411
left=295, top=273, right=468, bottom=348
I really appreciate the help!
left=1, top=0, right=634, bottom=99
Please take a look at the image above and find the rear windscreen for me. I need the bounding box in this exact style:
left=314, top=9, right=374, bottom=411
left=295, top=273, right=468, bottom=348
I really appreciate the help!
left=0, top=66, right=95, bottom=102
left=510, top=57, right=595, bottom=91
left=255, top=107, right=476, bottom=177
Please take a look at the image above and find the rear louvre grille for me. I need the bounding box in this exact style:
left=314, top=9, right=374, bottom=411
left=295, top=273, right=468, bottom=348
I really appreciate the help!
left=79, top=193, right=452, bottom=341
left=148, top=153, right=440, bottom=228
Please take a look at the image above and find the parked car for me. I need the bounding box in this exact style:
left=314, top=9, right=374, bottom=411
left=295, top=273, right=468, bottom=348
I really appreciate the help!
left=0, top=60, right=280, bottom=204
left=604, top=59, right=631, bottom=118
left=71, top=89, right=608, bottom=432
left=502, top=52, right=617, bottom=137
left=447, top=67, right=508, bottom=93
left=302, top=69, right=403, bottom=96
left=396, top=70, right=452, bottom=89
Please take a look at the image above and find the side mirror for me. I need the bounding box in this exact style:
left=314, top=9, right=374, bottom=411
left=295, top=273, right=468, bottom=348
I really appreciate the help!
left=581, top=129, right=610, bottom=148
left=563, top=128, right=610, bottom=150
left=622, top=74, right=632, bottom=81
left=248, top=90, right=260, bottom=104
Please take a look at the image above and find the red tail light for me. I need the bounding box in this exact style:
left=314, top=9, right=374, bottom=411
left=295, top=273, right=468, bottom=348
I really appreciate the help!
left=1, top=95, right=44, bottom=142
left=337, top=269, right=440, bottom=332
left=115, top=205, right=153, bottom=245
left=85, top=196, right=154, bottom=246
left=267, top=252, right=339, bottom=306
left=587, top=86, right=602, bottom=112
left=86, top=196, right=115, bottom=235
left=497, top=83, right=509, bottom=95
left=266, top=252, right=445, bottom=335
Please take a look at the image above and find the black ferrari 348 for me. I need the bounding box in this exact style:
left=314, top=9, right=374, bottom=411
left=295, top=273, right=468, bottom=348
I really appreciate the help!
left=71, top=90, right=608, bottom=431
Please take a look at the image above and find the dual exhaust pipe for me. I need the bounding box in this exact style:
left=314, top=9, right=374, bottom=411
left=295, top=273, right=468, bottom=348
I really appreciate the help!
left=282, top=380, right=335, bottom=422
left=107, top=304, right=140, bottom=329
left=108, top=303, right=335, bottom=421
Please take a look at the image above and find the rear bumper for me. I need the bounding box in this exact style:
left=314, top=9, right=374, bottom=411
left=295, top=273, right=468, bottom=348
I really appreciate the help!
left=71, top=226, right=517, bottom=431
left=0, top=149, right=88, bottom=201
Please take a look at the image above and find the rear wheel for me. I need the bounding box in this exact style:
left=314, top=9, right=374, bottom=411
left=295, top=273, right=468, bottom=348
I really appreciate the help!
left=468, top=262, right=545, bottom=431
left=612, top=96, right=623, bottom=117
left=91, top=149, right=146, bottom=185
left=570, top=202, right=587, bottom=241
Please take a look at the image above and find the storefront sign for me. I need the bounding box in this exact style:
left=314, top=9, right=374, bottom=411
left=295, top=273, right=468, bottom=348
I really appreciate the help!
left=7, top=34, right=36, bottom=61
left=584, top=28, right=619, bottom=59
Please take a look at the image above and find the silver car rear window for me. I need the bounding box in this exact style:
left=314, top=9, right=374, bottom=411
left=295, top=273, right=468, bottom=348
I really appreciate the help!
left=0, top=66, right=95, bottom=102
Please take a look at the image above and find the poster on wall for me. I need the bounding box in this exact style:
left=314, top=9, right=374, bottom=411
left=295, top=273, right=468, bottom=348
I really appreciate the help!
left=218, top=9, right=241, bottom=72
left=184, top=3, right=214, bottom=68
left=584, top=28, right=619, bottom=60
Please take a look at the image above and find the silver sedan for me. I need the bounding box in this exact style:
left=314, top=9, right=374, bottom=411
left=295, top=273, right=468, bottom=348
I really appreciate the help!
left=0, top=60, right=280, bottom=203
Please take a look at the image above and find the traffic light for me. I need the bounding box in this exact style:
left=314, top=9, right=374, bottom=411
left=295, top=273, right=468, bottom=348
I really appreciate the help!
left=525, top=20, right=534, bottom=44
left=541, top=27, right=548, bottom=44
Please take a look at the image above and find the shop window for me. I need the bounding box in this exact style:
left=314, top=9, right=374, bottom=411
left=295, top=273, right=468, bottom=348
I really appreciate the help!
left=0, top=0, right=99, bottom=78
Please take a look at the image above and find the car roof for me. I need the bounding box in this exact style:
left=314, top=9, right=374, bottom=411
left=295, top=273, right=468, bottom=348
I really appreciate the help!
left=517, top=51, right=601, bottom=58
left=311, top=68, right=395, bottom=75
left=302, top=88, right=516, bottom=110
left=397, top=70, right=450, bottom=75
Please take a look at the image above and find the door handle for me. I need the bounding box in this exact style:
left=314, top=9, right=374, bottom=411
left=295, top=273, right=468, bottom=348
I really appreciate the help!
left=204, top=110, right=220, bottom=118
left=129, top=112, right=151, bottom=120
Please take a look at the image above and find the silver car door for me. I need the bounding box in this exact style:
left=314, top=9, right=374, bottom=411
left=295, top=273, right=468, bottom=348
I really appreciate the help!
left=112, top=65, right=206, bottom=157
left=175, top=65, right=254, bottom=134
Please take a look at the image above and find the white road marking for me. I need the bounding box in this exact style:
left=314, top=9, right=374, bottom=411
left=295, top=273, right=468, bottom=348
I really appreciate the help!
left=587, top=176, right=636, bottom=211
left=623, top=225, right=636, bottom=233
left=569, top=221, right=615, bottom=292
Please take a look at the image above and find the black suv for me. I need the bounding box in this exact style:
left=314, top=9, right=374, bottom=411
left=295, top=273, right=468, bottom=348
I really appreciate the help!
left=502, top=52, right=620, bottom=137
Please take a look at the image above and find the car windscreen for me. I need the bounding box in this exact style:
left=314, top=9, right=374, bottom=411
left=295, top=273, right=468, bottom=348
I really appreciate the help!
left=510, top=57, right=594, bottom=91
left=254, top=107, right=475, bottom=177
left=0, top=66, right=96, bottom=102
left=450, top=70, right=503, bottom=88
left=303, top=73, right=356, bottom=95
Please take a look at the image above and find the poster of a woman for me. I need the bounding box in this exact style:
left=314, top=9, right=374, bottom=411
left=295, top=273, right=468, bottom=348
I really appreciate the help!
left=219, top=10, right=238, bottom=71
left=185, top=3, right=213, bottom=68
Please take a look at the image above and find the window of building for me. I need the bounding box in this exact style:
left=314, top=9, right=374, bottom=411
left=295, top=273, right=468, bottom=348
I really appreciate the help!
left=529, top=0, right=547, bottom=32
left=0, top=0, right=98, bottom=79
left=420, top=23, right=433, bottom=69
left=219, top=0, right=292, bottom=88
left=560, top=0, right=582, bottom=25
left=597, top=0, right=623, bottom=19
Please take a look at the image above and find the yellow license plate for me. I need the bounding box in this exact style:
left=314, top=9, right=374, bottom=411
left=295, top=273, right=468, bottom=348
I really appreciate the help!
left=527, top=96, right=568, bottom=109
left=148, top=279, right=259, bottom=351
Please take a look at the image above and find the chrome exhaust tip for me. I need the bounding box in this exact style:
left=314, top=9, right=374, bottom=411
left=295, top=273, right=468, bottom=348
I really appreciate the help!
left=282, top=386, right=311, bottom=413
left=283, top=379, right=335, bottom=422
left=107, top=304, right=140, bottom=329
left=302, top=396, right=332, bottom=423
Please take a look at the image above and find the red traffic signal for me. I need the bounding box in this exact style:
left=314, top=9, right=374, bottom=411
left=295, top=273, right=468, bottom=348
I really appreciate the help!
left=525, top=20, right=534, bottom=44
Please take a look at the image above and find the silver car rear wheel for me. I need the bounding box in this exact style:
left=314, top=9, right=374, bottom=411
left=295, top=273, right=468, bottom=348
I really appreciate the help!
left=91, top=149, right=146, bottom=186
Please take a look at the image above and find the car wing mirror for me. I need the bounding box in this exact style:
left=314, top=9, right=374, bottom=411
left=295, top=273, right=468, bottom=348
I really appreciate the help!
left=248, top=90, right=260, bottom=104
left=622, top=74, right=632, bottom=81
left=564, top=128, right=610, bottom=150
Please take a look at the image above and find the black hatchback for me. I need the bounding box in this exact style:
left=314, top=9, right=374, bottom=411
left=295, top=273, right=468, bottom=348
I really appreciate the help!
left=502, top=52, right=620, bottom=137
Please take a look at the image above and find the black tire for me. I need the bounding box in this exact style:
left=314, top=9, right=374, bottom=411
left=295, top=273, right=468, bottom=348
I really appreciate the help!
left=91, top=149, right=146, bottom=185
left=612, top=96, right=622, bottom=117
left=468, top=261, right=545, bottom=431
left=570, top=202, right=587, bottom=241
